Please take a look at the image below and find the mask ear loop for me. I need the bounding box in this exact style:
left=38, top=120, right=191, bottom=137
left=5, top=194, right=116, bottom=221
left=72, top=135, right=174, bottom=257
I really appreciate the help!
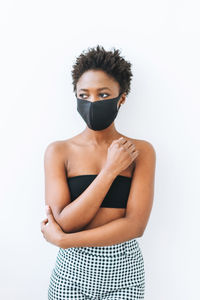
left=117, top=92, right=123, bottom=110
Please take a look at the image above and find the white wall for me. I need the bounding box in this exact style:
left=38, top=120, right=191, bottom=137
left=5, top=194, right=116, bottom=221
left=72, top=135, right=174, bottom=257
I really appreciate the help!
left=0, top=1, right=199, bottom=299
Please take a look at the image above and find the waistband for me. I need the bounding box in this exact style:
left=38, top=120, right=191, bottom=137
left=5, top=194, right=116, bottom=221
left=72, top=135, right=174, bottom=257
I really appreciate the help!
left=65, top=238, right=140, bottom=257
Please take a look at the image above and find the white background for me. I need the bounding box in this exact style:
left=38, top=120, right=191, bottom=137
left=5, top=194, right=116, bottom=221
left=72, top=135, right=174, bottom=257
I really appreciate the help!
left=0, top=1, right=200, bottom=299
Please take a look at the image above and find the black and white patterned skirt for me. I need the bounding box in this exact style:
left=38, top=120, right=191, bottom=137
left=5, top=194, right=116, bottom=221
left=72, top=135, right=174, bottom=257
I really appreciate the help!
left=48, top=238, right=145, bottom=299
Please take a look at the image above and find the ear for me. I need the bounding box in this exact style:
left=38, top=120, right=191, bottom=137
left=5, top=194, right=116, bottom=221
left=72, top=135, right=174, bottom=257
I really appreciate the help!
left=119, top=93, right=126, bottom=106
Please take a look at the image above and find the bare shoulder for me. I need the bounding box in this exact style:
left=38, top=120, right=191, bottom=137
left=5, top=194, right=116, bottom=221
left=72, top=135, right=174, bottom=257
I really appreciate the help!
left=134, top=138, right=156, bottom=158
left=122, top=135, right=156, bottom=163
left=44, top=135, right=79, bottom=153
left=43, top=137, right=73, bottom=160
left=44, top=135, right=82, bottom=167
left=44, top=140, right=66, bottom=158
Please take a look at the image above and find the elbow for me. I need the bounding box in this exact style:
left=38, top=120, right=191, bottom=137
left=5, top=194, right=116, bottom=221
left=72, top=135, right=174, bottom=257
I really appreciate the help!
left=55, top=212, right=83, bottom=233
left=54, top=212, right=73, bottom=233
left=137, top=229, right=144, bottom=238
left=137, top=225, right=146, bottom=237
left=126, top=218, right=145, bottom=238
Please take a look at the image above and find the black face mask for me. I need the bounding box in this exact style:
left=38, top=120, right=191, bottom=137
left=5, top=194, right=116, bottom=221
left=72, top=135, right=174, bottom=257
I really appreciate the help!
left=76, top=93, right=122, bottom=131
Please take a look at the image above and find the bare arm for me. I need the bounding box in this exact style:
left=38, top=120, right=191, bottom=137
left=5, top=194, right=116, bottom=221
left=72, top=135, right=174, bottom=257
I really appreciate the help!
left=44, top=142, right=117, bottom=233
left=59, top=217, right=140, bottom=248
left=57, top=140, right=156, bottom=248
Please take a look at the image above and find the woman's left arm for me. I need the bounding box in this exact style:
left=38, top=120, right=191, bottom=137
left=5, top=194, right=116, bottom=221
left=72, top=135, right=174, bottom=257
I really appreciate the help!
left=41, top=208, right=141, bottom=248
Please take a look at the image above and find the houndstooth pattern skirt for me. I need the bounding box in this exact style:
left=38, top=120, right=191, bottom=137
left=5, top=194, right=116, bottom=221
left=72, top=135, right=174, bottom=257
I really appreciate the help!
left=48, top=238, right=145, bottom=299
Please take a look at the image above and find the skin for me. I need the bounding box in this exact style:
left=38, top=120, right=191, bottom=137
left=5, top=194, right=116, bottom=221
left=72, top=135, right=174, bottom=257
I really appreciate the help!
left=40, top=69, right=156, bottom=248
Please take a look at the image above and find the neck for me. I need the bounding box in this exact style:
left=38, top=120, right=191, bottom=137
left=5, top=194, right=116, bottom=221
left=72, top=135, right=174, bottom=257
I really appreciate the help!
left=80, top=123, right=122, bottom=146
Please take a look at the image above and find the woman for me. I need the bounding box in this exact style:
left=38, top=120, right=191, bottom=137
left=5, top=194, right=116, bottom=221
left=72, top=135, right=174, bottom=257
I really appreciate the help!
left=41, top=45, right=156, bottom=299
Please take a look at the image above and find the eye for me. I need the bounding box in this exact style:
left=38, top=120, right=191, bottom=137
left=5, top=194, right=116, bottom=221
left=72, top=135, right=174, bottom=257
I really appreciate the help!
left=99, top=93, right=110, bottom=98
left=79, top=93, right=110, bottom=99
left=79, top=93, right=88, bottom=99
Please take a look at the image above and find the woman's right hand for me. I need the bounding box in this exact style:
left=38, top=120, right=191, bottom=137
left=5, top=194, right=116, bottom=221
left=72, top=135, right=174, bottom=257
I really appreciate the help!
left=103, top=137, right=139, bottom=176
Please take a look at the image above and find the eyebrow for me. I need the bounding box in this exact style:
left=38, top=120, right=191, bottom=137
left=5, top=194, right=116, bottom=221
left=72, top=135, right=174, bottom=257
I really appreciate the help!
left=79, top=87, right=111, bottom=92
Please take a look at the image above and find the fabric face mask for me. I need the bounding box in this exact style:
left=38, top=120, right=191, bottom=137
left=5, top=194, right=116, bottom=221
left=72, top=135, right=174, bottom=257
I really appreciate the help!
left=76, top=93, right=122, bottom=131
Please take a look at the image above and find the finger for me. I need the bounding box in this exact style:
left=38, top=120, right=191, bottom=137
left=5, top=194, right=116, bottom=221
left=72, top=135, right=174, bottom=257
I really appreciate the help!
left=111, top=137, right=123, bottom=145
left=117, top=137, right=127, bottom=145
left=126, top=144, right=136, bottom=153
left=45, top=205, right=56, bottom=223
left=122, top=140, right=134, bottom=149
left=130, top=150, right=139, bottom=157
left=40, top=218, right=48, bottom=226
left=112, top=136, right=125, bottom=143
left=40, top=219, right=48, bottom=231
left=41, top=224, right=45, bottom=233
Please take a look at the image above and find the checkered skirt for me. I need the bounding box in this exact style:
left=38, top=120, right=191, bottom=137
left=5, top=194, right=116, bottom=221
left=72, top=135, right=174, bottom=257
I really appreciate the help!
left=48, top=238, right=145, bottom=299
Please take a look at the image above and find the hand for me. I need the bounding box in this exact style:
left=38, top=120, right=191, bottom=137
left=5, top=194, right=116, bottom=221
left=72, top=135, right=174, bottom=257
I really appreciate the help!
left=40, top=205, right=65, bottom=247
left=103, top=137, right=139, bottom=176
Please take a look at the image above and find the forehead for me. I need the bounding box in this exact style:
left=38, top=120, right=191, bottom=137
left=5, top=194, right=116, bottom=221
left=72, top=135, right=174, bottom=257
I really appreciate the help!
left=76, top=70, right=119, bottom=91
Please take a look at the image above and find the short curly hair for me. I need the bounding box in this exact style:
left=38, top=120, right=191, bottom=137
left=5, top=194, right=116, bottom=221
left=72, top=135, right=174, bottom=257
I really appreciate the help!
left=71, top=45, right=133, bottom=96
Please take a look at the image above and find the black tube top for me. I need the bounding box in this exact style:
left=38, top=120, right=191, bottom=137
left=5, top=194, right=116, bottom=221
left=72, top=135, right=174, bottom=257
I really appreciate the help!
left=67, top=170, right=134, bottom=208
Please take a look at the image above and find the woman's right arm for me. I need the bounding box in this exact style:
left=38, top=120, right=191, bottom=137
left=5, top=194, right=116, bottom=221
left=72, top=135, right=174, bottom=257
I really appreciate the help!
left=44, top=137, right=137, bottom=233
left=44, top=142, right=117, bottom=233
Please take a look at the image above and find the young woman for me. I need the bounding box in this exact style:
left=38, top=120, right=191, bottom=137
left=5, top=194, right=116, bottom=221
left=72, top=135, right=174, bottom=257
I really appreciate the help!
left=41, top=45, right=156, bottom=299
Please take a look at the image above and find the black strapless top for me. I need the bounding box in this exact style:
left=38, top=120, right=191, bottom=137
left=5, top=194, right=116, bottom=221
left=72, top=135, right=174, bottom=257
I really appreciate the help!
left=67, top=167, right=135, bottom=208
